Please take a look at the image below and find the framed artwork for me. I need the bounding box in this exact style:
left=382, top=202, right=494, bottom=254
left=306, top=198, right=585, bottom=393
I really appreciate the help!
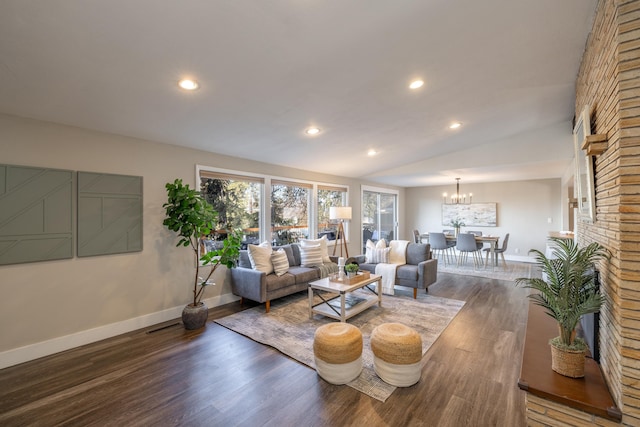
left=574, top=105, right=595, bottom=221
left=442, top=203, right=497, bottom=227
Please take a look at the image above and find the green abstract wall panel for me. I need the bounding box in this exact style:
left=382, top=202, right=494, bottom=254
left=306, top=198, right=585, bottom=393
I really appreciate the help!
left=77, top=172, right=143, bottom=257
left=0, top=164, right=74, bottom=265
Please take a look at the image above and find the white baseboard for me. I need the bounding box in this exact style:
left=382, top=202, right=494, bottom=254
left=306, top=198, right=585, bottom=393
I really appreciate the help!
left=0, top=293, right=240, bottom=370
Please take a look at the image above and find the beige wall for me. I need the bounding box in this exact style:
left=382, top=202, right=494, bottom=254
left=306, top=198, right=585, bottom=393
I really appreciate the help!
left=405, top=179, right=564, bottom=259
left=0, top=113, right=403, bottom=367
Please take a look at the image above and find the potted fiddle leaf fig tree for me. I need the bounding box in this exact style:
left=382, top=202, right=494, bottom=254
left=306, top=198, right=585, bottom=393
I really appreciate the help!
left=515, top=237, right=609, bottom=378
left=163, top=179, right=242, bottom=330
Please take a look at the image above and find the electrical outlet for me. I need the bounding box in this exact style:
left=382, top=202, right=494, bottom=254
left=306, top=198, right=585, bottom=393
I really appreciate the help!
left=548, top=217, right=552, bottom=224
left=514, top=248, right=520, bottom=254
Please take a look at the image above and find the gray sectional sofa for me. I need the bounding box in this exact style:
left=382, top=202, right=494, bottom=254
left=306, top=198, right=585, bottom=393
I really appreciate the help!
left=352, top=242, right=438, bottom=298
left=230, top=243, right=339, bottom=313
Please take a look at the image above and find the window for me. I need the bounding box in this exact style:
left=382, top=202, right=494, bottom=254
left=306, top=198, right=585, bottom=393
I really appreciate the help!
left=199, top=170, right=263, bottom=250
left=198, top=166, right=349, bottom=249
left=317, top=185, right=348, bottom=242
left=271, top=180, right=311, bottom=245
left=362, top=186, right=398, bottom=251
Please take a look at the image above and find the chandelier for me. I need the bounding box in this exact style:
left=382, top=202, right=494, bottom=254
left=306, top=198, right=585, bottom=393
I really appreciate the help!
left=443, top=178, right=472, bottom=204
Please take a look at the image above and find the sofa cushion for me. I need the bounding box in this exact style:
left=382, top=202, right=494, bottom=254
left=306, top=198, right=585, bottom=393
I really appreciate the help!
left=300, top=244, right=323, bottom=267
left=301, top=236, right=331, bottom=264
left=265, top=272, right=296, bottom=292
left=406, top=243, right=429, bottom=265
left=280, top=245, right=296, bottom=267
left=290, top=244, right=302, bottom=266
left=247, top=242, right=274, bottom=274
left=271, top=249, right=290, bottom=276
left=287, top=266, right=320, bottom=284
left=397, top=264, right=419, bottom=281
left=238, top=250, right=252, bottom=269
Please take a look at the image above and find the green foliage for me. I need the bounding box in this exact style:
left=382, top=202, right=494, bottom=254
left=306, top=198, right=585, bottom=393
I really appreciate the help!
left=450, top=218, right=465, bottom=228
left=163, top=179, right=241, bottom=306
left=515, top=237, right=609, bottom=347
left=345, top=263, right=359, bottom=273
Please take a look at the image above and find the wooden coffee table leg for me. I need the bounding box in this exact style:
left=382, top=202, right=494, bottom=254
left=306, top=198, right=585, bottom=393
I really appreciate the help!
left=340, top=292, right=346, bottom=322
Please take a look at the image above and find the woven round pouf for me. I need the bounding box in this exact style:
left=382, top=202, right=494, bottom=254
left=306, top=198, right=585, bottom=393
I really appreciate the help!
left=313, top=323, right=363, bottom=385
left=370, top=322, right=422, bottom=387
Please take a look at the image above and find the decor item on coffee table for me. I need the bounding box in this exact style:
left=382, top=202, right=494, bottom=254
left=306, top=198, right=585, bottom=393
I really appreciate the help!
left=308, top=274, right=382, bottom=322
left=515, top=237, right=609, bottom=378
left=163, top=179, right=242, bottom=330
left=313, top=323, right=363, bottom=384
left=370, top=322, right=422, bottom=387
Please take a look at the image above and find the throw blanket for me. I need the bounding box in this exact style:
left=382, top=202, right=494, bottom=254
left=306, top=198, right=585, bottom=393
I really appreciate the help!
left=375, top=240, right=410, bottom=295
left=375, top=263, right=398, bottom=295
left=317, top=262, right=339, bottom=278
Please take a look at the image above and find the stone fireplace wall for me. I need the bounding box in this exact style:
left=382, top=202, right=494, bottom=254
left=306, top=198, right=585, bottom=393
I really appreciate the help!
left=575, top=0, right=640, bottom=424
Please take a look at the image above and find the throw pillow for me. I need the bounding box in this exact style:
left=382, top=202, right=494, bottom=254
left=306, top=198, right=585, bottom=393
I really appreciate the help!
left=365, top=239, right=387, bottom=263
left=271, top=249, right=290, bottom=276
left=301, top=235, right=331, bottom=264
left=369, top=247, right=390, bottom=264
left=389, top=240, right=409, bottom=265
left=247, top=241, right=274, bottom=274
left=300, top=244, right=323, bottom=267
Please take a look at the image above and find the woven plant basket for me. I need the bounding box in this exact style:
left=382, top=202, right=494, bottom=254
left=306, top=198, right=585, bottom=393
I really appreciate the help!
left=550, top=342, right=586, bottom=378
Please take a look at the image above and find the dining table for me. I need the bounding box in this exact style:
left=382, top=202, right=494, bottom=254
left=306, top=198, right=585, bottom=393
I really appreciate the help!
left=420, top=232, right=500, bottom=270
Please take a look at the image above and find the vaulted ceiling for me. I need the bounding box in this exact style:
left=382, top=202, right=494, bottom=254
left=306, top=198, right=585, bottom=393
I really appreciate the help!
left=0, top=0, right=597, bottom=187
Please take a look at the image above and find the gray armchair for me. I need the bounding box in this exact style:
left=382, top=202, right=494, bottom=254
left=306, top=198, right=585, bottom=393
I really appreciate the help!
left=353, top=242, right=438, bottom=298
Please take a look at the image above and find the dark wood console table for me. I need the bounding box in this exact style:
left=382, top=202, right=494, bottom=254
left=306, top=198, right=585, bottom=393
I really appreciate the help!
left=518, top=302, right=621, bottom=421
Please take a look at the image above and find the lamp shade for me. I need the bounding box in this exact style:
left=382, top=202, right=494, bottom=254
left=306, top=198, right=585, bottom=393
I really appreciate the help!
left=329, top=206, right=352, bottom=221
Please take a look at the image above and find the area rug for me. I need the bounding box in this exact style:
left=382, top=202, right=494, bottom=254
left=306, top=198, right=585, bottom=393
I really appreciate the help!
left=215, top=290, right=464, bottom=402
left=438, top=260, right=534, bottom=282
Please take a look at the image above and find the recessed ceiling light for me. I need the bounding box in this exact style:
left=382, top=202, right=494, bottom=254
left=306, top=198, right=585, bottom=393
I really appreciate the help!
left=449, top=122, right=462, bottom=129
left=178, top=79, right=199, bottom=90
left=305, top=127, right=321, bottom=136
left=368, top=149, right=378, bottom=156
left=409, top=80, right=424, bottom=89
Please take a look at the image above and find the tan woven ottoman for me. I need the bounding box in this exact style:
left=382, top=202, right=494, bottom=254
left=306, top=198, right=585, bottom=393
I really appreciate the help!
left=313, top=323, right=363, bottom=385
left=370, top=322, right=422, bottom=387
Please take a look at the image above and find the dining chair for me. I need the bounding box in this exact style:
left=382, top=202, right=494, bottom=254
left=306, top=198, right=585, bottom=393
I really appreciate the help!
left=428, top=232, right=454, bottom=265
left=467, top=230, right=484, bottom=250
left=456, top=233, right=483, bottom=268
left=484, top=233, right=509, bottom=268
left=413, top=229, right=421, bottom=243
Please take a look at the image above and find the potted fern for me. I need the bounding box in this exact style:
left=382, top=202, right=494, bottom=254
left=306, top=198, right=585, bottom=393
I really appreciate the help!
left=515, top=237, right=609, bottom=377
left=163, top=179, right=241, bottom=330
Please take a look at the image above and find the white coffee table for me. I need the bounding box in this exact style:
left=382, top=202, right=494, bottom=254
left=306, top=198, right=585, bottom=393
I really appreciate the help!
left=308, top=274, right=382, bottom=322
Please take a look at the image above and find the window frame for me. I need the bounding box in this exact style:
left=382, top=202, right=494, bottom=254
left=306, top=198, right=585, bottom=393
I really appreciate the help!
left=196, top=165, right=349, bottom=248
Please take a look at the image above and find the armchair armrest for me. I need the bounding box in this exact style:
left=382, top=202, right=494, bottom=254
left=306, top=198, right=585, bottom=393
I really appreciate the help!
left=417, top=258, right=438, bottom=288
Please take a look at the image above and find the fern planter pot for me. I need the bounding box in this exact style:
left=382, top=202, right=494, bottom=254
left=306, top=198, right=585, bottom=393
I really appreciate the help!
left=182, top=302, right=208, bottom=330
left=550, top=342, right=586, bottom=378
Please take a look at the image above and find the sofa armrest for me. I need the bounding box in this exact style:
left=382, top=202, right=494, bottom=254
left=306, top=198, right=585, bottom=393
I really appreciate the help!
left=230, top=267, right=267, bottom=303
left=350, top=255, right=367, bottom=264
left=418, top=258, right=438, bottom=288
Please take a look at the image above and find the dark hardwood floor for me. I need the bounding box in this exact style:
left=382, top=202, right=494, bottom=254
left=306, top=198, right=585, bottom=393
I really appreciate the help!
left=0, top=272, right=532, bottom=427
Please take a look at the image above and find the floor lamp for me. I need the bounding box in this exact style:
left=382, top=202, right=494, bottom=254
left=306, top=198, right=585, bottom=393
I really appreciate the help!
left=330, top=206, right=351, bottom=258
